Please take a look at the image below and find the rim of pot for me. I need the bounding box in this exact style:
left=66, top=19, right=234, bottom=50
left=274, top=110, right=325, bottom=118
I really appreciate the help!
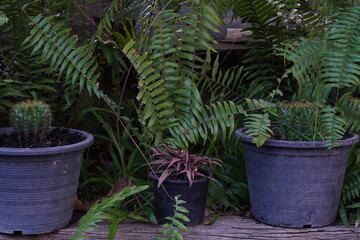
left=236, top=127, right=359, bottom=148
left=0, top=127, right=94, bottom=155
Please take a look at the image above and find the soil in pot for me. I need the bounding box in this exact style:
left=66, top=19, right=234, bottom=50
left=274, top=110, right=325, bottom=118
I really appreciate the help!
left=0, top=128, right=86, bottom=148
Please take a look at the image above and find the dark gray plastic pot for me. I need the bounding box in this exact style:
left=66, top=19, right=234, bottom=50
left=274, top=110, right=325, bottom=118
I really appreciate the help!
left=149, top=171, right=209, bottom=225
left=236, top=127, right=359, bottom=228
left=0, top=127, right=93, bottom=235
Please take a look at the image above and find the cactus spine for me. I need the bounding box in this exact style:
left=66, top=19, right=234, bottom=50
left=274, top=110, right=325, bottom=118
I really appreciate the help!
left=10, top=100, right=52, bottom=141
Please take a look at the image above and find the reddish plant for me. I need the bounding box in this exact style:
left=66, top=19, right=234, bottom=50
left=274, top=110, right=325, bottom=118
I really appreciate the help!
left=150, top=144, right=222, bottom=187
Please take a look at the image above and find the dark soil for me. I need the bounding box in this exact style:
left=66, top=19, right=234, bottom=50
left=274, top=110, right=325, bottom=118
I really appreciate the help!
left=0, top=128, right=86, bottom=148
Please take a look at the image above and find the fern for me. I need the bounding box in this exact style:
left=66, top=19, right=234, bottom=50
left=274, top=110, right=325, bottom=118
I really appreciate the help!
left=72, top=185, right=148, bottom=240
left=24, top=14, right=114, bottom=109
left=298, top=0, right=325, bottom=37
left=244, top=113, right=273, bottom=147
left=321, top=7, right=360, bottom=89
left=338, top=93, right=360, bottom=132
left=156, top=195, right=189, bottom=240
left=196, top=51, right=248, bottom=103
left=277, top=38, right=329, bottom=102
left=168, top=101, right=244, bottom=149
left=234, top=0, right=286, bottom=96
left=93, top=0, right=147, bottom=42
left=340, top=150, right=360, bottom=226
left=0, top=11, right=8, bottom=26
left=121, top=1, right=241, bottom=148
left=319, top=107, right=346, bottom=148
left=122, top=39, right=175, bottom=140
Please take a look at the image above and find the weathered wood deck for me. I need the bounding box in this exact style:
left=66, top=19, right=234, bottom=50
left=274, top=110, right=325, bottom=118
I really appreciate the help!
left=1, top=213, right=360, bottom=240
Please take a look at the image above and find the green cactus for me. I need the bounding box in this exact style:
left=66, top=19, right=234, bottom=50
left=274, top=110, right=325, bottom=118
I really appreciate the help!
left=10, top=100, right=52, bottom=141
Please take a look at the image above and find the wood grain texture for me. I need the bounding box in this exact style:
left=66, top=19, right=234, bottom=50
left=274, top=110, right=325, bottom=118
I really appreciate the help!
left=1, top=214, right=359, bottom=240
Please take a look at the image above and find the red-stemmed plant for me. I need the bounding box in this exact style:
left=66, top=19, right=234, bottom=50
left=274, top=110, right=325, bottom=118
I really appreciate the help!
left=150, top=144, right=222, bottom=187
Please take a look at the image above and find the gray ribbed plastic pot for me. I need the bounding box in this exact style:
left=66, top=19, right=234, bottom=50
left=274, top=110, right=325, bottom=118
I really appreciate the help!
left=236, top=127, right=359, bottom=228
left=0, top=127, right=93, bottom=235
left=149, top=171, right=209, bottom=225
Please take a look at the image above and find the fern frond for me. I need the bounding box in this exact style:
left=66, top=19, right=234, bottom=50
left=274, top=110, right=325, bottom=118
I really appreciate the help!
left=342, top=162, right=360, bottom=204
left=72, top=185, right=148, bottom=240
left=319, top=107, right=346, bottom=148
left=245, top=98, right=272, bottom=110
left=0, top=11, right=8, bottom=26
left=337, top=92, right=360, bottom=132
left=298, top=0, right=325, bottom=37
left=244, top=113, right=273, bottom=147
left=168, top=101, right=244, bottom=149
left=122, top=40, right=176, bottom=138
left=277, top=38, right=329, bottom=101
left=321, top=6, right=360, bottom=89
left=196, top=52, right=246, bottom=103
left=234, top=0, right=286, bottom=97
left=24, top=14, right=112, bottom=109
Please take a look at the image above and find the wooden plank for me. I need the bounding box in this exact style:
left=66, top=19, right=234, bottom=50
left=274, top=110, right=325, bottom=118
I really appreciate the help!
left=1, top=214, right=360, bottom=240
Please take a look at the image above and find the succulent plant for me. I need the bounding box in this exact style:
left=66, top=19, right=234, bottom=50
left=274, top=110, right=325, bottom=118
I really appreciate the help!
left=150, top=144, right=222, bottom=187
left=10, top=100, right=52, bottom=141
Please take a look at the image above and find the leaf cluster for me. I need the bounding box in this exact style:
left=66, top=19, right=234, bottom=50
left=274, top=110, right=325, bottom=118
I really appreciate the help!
left=150, top=144, right=222, bottom=187
left=72, top=185, right=149, bottom=240
left=156, top=195, right=189, bottom=240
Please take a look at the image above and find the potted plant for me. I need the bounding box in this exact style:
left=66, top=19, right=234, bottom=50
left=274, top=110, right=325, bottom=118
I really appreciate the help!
left=148, top=144, right=222, bottom=225
left=237, top=100, right=359, bottom=228
left=235, top=6, right=360, bottom=228
left=0, top=100, right=93, bottom=235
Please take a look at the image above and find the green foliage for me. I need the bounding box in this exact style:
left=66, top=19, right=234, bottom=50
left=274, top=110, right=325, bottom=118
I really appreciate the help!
left=23, top=15, right=109, bottom=108
left=321, top=7, right=360, bottom=89
left=338, top=93, right=360, bottom=133
left=156, top=195, right=189, bottom=240
left=244, top=113, right=273, bottom=147
left=340, top=149, right=360, bottom=226
left=72, top=185, right=149, bottom=240
left=319, top=107, right=347, bottom=148
left=277, top=39, right=326, bottom=101
left=0, top=1, right=67, bottom=112
left=274, top=101, right=319, bottom=142
left=233, top=0, right=286, bottom=97
left=10, top=100, right=52, bottom=140
left=207, top=135, right=249, bottom=210
left=243, top=6, right=360, bottom=148
left=122, top=1, right=245, bottom=149
left=0, top=11, right=8, bottom=26
left=168, top=101, right=244, bottom=149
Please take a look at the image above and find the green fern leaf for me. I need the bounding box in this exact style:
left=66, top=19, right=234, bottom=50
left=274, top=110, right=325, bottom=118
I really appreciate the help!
left=168, top=101, right=244, bottom=149
left=24, top=14, right=113, bottom=109
left=72, top=185, right=148, bottom=240
left=337, top=93, right=360, bottom=132
left=244, top=113, right=273, bottom=147
left=319, top=107, right=346, bottom=148
left=0, top=11, right=8, bottom=26
left=321, top=6, right=360, bottom=89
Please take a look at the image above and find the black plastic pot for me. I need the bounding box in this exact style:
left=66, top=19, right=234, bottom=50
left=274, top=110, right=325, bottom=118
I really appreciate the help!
left=149, top=172, right=209, bottom=225
left=236, top=127, right=359, bottom=228
left=0, top=127, right=93, bottom=235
